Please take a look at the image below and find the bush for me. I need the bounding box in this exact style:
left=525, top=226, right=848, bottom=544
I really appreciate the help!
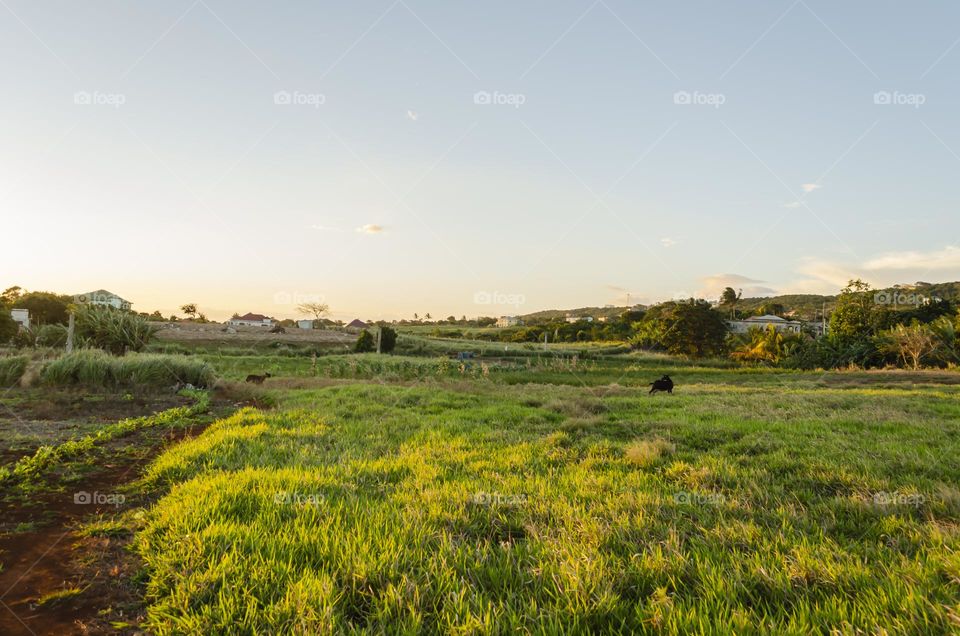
left=0, top=355, right=28, bottom=386
left=355, top=330, right=375, bottom=353
left=379, top=326, right=398, bottom=353
left=0, top=310, right=17, bottom=344
left=75, top=305, right=158, bottom=354
left=41, top=350, right=216, bottom=389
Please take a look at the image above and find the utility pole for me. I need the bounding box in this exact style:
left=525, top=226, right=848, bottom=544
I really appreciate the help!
left=376, top=326, right=382, bottom=354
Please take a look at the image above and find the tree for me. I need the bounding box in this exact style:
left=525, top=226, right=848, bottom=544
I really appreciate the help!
left=13, top=292, right=72, bottom=325
left=355, top=329, right=375, bottom=353
left=425, top=313, right=432, bottom=320
left=180, top=303, right=198, bottom=319
left=634, top=300, right=727, bottom=357
left=297, top=302, right=329, bottom=321
left=0, top=310, right=17, bottom=344
left=830, top=279, right=889, bottom=341
left=720, top=287, right=741, bottom=319
left=880, top=322, right=938, bottom=369
left=1, top=286, right=22, bottom=305
left=730, top=325, right=802, bottom=364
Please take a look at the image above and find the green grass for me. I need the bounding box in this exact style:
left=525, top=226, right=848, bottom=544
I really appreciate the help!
left=133, top=371, right=960, bottom=634
left=41, top=350, right=216, bottom=389
left=0, top=355, right=28, bottom=387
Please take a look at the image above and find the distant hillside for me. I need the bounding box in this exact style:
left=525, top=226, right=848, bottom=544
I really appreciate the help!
left=519, top=305, right=643, bottom=323
left=519, top=281, right=960, bottom=323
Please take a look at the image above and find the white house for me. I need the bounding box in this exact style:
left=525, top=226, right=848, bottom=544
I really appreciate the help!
left=565, top=315, right=593, bottom=324
left=10, top=308, right=29, bottom=330
left=297, top=319, right=314, bottom=330
left=228, top=312, right=276, bottom=327
left=75, top=289, right=132, bottom=311
left=496, top=316, right=521, bottom=328
left=727, top=315, right=803, bottom=334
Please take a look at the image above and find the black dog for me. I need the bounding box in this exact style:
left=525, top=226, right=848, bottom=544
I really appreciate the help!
left=245, top=372, right=272, bottom=384
left=649, top=375, right=674, bottom=394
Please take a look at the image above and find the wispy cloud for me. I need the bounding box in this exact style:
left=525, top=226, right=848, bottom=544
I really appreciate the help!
left=356, top=223, right=384, bottom=234
left=782, top=201, right=802, bottom=208
left=660, top=237, right=677, bottom=248
left=801, top=183, right=821, bottom=193
left=406, top=110, right=418, bottom=121
left=863, top=246, right=960, bottom=271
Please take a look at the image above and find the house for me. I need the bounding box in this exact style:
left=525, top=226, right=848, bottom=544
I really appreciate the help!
left=727, top=314, right=803, bottom=334
left=10, top=308, right=29, bottom=330
left=565, top=315, right=594, bottom=324
left=297, top=319, right=314, bottom=330
left=228, top=312, right=276, bottom=327
left=496, top=316, right=521, bottom=328
left=346, top=319, right=368, bottom=330
left=74, top=289, right=132, bottom=311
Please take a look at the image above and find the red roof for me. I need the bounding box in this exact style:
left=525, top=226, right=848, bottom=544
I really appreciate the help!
left=347, top=319, right=368, bottom=328
left=237, top=313, right=270, bottom=321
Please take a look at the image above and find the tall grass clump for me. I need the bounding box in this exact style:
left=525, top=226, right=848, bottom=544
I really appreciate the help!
left=0, top=355, right=28, bottom=386
left=41, top=350, right=216, bottom=389
left=75, top=304, right=158, bottom=354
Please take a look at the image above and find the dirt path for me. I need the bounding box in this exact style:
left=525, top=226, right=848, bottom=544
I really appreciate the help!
left=0, top=420, right=213, bottom=635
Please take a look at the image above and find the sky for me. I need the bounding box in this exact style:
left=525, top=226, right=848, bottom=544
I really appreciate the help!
left=2, top=1, right=960, bottom=321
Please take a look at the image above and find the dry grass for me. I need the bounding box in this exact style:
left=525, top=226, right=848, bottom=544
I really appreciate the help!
left=624, top=437, right=676, bottom=467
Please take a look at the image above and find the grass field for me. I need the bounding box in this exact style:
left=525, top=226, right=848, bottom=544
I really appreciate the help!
left=121, top=350, right=960, bottom=634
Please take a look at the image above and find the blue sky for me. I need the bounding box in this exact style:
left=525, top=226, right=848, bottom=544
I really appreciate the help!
left=2, top=1, right=960, bottom=320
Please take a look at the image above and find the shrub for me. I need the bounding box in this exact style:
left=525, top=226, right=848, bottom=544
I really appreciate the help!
left=0, top=355, right=28, bottom=386
left=0, top=309, right=17, bottom=344
left=355, top=329, right=375, bottom=353
left=41, top=350, right=216, bottom=389
left=75, top=305, right=158, bottom=354
left=379, top=326, right=398, bottom=353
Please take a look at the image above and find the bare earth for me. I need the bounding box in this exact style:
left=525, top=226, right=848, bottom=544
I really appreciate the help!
left=154, top=322, right=355, bottom=345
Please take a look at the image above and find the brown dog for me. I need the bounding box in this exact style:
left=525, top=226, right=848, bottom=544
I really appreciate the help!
left=245, top=373, right=272, bottom=384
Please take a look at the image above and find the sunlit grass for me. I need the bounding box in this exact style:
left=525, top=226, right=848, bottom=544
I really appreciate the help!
left=133, top=377, right=960, bottom=633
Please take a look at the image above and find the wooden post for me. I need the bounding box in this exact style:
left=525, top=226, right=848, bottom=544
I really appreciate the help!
left=376, top=326, right=382, bottom=354
left=66, top=312, right=75, bottom=353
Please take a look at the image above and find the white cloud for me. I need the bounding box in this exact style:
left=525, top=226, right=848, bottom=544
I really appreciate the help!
left=660, top=237, right=677, bottom=248
left=863, top=246, right=960, bottom=271
left=801, top=183, right=821, bottom=193
left=356, top=224, right=384, bottom=234
left=406, top=110, right=418, bottom=121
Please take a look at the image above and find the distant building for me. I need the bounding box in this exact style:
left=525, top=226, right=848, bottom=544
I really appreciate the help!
left=727, top=315, right=803, bottom=334
left=10, top=308, right=29, bottom=330
left=346, top=319, right=368, bottom=330
left=228, top=312, right=276, bottom=327
left=565, top=315, right=593, bottom=324
left=297, top=319, right=314, bottom=330
left=75, top=289, right=132, bottom=311
left=496, top=316, right=521, bottom=328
